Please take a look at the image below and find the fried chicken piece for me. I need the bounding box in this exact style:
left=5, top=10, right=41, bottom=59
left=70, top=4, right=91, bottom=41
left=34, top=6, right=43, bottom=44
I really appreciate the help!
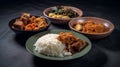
left=21, top=13, right=30, bottom=25
left=13, top=19, right=24, bottom=30
left=29, top=16, right=36, bottom=23
left=21, top=13, right=30, bottom=18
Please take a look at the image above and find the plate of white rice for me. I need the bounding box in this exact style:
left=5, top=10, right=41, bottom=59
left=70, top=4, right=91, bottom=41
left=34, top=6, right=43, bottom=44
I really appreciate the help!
left=26, top=29, right=91, bottom=61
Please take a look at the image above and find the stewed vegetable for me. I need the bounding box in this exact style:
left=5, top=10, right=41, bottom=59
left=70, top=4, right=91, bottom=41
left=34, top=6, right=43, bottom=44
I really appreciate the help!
left=48, top=6, right=79, bottom=19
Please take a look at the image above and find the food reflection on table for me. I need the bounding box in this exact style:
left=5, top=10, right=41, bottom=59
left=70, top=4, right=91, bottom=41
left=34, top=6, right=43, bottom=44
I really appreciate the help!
left=34, top=32, right=88, bottom=57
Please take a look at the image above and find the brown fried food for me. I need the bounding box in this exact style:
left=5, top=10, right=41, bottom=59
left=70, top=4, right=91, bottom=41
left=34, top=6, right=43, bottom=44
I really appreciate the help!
left=21, top=13, right=30, bottom=18
left=13, top=19, right=24, bottom=30
left=57, top=32, right=87, bottom=54
left=13, top=13, right=48, bottom=31
left=20, top=13, right=30, bottom=25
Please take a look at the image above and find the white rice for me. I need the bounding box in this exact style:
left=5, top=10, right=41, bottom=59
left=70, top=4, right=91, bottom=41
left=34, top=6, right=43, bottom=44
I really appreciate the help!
left=34, top=34, right=72, bottom=57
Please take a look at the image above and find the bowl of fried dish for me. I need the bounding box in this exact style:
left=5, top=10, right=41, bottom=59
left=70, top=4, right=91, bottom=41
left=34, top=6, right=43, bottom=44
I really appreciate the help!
left=69, top=17, right=114, bottom=39
left=9, top=13, right=51, bottom=34
left=43, top=6, right=83, bottom=25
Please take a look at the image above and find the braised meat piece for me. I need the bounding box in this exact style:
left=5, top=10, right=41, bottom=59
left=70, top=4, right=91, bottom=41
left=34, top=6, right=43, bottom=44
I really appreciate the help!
left=57, top=32, right=88, bottom=54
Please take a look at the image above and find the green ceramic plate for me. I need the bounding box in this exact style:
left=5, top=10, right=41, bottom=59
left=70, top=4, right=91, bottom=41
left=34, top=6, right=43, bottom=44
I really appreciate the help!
left=26, top=29, right=92, bottom=61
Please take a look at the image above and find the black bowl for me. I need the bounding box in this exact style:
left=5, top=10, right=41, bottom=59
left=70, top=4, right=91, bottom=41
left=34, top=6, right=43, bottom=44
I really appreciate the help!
left=9, top=16, right=51, bottom=35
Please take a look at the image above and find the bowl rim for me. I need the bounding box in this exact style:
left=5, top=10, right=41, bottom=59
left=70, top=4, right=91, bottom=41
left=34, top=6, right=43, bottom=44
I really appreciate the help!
left=69, top=17, right=115, bottom=35
left=9, top=16, right=51, bottom=32
left=43, top=5, right=83, bottom=20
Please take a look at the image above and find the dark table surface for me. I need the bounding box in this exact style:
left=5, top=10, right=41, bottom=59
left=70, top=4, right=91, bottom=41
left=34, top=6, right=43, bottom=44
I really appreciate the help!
left=0, top=0, right=120, bottom=67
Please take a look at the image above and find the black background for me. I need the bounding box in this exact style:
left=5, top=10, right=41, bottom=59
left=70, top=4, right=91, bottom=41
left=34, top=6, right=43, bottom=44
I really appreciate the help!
left=0, top=0, right=120, bottom=67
